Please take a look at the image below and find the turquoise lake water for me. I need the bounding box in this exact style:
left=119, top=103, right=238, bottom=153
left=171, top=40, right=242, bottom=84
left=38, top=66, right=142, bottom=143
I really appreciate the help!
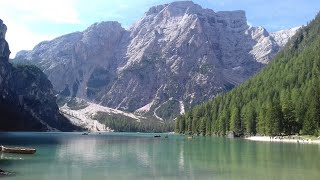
left=0, top=132, right=319, bottom=180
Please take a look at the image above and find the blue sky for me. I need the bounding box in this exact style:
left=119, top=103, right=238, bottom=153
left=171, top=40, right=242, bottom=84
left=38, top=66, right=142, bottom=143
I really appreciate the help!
left=0, top=0, right=319, bottom=57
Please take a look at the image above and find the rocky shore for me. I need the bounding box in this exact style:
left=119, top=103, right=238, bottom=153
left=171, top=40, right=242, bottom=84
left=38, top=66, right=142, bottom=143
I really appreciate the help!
left=245, top=136, right=320, bottom=144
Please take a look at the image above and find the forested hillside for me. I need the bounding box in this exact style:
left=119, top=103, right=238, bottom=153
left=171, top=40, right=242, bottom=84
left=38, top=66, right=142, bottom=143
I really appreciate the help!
left=175, top=13, right=320, bottom=136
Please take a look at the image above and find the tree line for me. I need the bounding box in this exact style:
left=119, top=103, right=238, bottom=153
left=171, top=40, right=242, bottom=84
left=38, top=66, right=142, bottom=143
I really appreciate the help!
left=94, top=112, right=174, bottom=133
left=175, top=13, right=320, bottom=136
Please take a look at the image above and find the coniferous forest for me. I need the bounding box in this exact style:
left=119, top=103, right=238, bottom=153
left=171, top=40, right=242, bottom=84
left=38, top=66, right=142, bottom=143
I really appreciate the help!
left=175, top=13, right=320, bottom=136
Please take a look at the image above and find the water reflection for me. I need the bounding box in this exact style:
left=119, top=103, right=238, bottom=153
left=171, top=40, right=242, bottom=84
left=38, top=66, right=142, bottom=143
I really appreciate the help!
left=0, top=133, right=319, bottom=180
left=178, top=142, right=184, bottom=171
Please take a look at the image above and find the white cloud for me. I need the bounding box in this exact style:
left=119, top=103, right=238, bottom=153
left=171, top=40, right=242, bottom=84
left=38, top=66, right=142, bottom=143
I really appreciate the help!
left=1, top=0, right=80, bottom=24
left=0, top=0, right=80, bottom=58
left=5, top=20, right=56, bottom=58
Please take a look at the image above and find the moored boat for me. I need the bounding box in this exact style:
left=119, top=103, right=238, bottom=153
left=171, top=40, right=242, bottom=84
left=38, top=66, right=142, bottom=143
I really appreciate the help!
left=187, top=136, right=194, bottom=139
left=0, top=146, right=36, bottom=154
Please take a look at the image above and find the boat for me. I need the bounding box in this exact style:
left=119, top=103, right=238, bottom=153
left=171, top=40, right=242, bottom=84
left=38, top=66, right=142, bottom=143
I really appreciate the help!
left=0, top=146, right=36, bottom=154
left=154, top=135, right=161, bottom=138
left=82, top=132, right=89, bottom=135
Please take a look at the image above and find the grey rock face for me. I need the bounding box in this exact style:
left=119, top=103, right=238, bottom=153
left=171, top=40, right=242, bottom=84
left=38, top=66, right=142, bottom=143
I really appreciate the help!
left=15, top=1, right=298, bottom=121
left=270, top=27, right=301, bottom=47
left=0, top=20, right=10, bottom=60
left=0, top=19, right=79, bottom=131
left=0, top=19, right=7, bottom=39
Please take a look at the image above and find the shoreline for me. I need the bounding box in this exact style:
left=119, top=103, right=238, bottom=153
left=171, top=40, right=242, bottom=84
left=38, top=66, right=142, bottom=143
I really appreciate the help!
left=245, top=136, right=320, bottom=144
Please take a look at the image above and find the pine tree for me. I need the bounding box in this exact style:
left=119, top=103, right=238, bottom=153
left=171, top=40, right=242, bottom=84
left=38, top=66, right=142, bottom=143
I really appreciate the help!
left=257, top=109, right=266, bottom=135
left=280, top=90, right=296, bottom=134
left=179, top=116, right=185, bottom=134
left=200, top=117, right=206, bottom=136
left=242, top=103, right=256, bottom=135
left=205, top=116, right=211, bottom=136
left=230, top=106, right=241, bottom=135
left=302, top=83, right=320, bottom=135
left=175, top=117, right=180, bottom=133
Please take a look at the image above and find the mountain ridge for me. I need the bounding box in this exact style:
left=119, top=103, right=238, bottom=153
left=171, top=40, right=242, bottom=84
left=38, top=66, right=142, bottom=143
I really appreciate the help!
left=15, top=1, right=299, bottom=121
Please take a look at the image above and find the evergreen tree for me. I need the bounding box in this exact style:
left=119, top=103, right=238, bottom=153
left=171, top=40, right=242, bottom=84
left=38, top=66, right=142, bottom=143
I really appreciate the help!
left=242, top=103, right=256, bottom=135
left=200, top=117, right=206, bottom=136
left=280, top=90, right=296, bottom=134
left=230, top=106, right=241, bottom=135
left=175, top=117, right=180, bottom=133
left=179, top=116, right=185, bottom=134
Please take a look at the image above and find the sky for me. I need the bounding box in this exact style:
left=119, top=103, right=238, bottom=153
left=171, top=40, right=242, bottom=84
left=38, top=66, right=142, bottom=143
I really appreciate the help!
left=0, top=0, right=319, bottom=58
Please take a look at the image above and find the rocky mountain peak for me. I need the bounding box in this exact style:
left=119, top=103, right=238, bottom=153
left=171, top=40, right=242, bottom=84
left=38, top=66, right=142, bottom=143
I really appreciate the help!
left=84, top=21, right=123, bottom=34
left=14, top=2, right=299, bottom=121
left=271, top=26, right=301, bottom=47
left=165, top=1, right=203, bottom=16
left=0, top=19, right=10, bottom=61
left=144, top=1, right=246, bottom=24
left=215, top=10, right=247, bottom=29
left=145, top=4, right=165, bottom=16
left=0, top=19, right=7, bottom=39
left=133, top=2, right=248, bottom=39
left=80, top=21, right=126, bottom=56
left=146, top=1, right=202, bottom=16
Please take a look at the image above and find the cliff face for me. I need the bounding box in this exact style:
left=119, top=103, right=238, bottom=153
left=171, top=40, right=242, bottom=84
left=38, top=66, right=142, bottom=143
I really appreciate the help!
left=15, top=1, right=299, bottom=121
left=0, top=19, right=78, bottom=131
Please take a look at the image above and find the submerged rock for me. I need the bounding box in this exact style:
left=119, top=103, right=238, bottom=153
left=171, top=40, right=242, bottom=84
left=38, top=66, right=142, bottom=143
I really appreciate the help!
left=0, top=169, right=13, bottom=176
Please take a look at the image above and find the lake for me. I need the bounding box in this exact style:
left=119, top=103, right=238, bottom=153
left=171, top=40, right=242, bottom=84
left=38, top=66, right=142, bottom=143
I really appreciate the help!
left=0, top=132, right=319, bottom=180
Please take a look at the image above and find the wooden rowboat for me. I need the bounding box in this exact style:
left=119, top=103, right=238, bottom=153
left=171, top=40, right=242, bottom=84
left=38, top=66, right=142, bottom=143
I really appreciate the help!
left=1, top=146, right=36, bottom=154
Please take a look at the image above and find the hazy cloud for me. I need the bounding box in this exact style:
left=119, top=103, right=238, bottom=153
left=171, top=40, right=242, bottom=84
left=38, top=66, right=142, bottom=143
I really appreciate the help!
left=5, top=20, right=56, bottom=58
left=1, top=0, right=80, bottom=24
left=0, top=0, right=80, bottom=57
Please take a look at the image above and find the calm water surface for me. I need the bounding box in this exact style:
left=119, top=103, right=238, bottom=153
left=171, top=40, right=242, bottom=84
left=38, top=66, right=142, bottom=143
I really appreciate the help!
left=0, top=132, right=319, bottom=180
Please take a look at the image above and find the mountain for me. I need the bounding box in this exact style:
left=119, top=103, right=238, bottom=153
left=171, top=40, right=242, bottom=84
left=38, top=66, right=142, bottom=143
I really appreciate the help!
left=175, top=12, right=320, bottom=136
left=270, top=27, right=301, bottom=47
left=0, top=19, right=80, bottom=131
left=15, top=1, right=298, bottom=121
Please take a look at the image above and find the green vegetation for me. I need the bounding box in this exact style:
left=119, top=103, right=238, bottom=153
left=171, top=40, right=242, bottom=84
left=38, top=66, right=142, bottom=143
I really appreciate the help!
left=66, top=98, right=89, bottom=110
left=175, top=13, right=320, bottom=136
left=56, top=96, right=88, bottom=110
left=94, top=112, right=174, bottom=133
left=155, top=100, right=181, bottom=121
